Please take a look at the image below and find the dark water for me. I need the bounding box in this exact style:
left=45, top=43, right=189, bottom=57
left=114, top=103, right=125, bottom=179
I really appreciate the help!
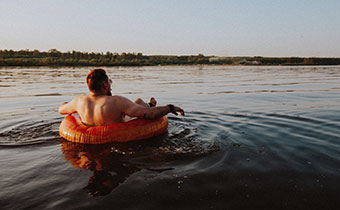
left=1, top=66, right=340, bottom=210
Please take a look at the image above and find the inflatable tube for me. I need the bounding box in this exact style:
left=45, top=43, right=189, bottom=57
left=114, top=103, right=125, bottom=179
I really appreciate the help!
left=59, top=114, right=168, bottom=144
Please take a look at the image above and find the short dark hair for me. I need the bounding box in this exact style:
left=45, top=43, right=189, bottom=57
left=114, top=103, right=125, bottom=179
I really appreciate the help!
left=86, top=68, right=109, bottom=92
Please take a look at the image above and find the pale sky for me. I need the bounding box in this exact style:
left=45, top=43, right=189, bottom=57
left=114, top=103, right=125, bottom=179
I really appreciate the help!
left=1, top=0, right=339, bottom=57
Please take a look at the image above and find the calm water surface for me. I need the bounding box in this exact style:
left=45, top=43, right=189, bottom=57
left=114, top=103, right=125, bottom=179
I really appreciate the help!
left=1, top=65, right=340, bottom=210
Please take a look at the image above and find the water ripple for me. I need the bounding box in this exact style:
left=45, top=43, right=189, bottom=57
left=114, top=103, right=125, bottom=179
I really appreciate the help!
left=0, top=119, right=60, bottom=146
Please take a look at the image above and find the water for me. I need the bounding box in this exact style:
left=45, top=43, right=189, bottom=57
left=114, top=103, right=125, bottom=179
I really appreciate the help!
left=1, top=65, right=340, bottom=210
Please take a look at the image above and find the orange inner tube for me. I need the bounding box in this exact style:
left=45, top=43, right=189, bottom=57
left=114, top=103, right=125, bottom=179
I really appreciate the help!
left=59, top=114, right=168, bottom=144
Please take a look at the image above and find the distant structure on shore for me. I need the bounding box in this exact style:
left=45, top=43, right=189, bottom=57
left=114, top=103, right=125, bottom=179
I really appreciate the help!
left=1, top=49, right=340, bottom=66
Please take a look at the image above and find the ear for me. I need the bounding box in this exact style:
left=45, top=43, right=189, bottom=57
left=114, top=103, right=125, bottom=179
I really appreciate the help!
left=102, top=81, right=109, bottom=90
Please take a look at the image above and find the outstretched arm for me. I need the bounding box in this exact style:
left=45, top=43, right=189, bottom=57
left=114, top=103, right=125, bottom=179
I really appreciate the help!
left=120, top=97, right=184, bottom=120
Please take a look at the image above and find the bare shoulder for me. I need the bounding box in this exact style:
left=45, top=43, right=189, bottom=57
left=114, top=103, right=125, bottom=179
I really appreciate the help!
left=110, top=95, right=131, bottom=104
left=59, top=95, right=85, bottom=114
left=73, top=95, right=88, bottom=103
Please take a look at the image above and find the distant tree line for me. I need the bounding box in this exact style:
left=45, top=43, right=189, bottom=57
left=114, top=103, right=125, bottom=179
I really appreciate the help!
left=0, top=49, right=339, bottom=66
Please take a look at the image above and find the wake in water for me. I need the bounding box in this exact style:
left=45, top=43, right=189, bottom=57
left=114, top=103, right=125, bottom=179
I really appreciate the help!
left=0, top=119, right=61, bottom=146
left=0, top=114, right=220, bottom=155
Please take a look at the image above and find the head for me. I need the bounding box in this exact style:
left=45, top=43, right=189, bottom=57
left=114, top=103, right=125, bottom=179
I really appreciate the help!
left=86, top=68, right=112, bottom=96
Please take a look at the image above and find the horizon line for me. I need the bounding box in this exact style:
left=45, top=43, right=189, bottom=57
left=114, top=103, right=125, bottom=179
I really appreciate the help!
left=1, top=48, right=340, bottom=58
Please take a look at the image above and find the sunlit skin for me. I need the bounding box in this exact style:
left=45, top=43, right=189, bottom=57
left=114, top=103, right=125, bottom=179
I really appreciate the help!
left=58, top=71, right=184, bottom=126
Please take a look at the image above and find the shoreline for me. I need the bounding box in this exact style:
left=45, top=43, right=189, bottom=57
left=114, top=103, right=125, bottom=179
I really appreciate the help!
left=1, top=63, right=340, bottom=68
left=1, top=49, right=340, bottom=67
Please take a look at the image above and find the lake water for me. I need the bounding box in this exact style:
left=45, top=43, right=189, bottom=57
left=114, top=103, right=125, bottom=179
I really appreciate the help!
left=1, top=65, right=340, bottom=210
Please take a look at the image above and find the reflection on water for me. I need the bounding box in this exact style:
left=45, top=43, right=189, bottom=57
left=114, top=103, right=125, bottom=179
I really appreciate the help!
left=0, top=109, right=219, bottom=197
left=60, top=140, right=141, bottom=196
left=1, top=66, right=340, bottom=209
left=59, top=118, right=220, bottom=197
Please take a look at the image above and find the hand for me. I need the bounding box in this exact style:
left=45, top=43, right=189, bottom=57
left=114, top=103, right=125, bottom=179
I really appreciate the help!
left=171, top=105, right=185, bottom=116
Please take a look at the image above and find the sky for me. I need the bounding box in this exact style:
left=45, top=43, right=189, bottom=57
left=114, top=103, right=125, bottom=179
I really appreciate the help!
left=0, top=0, right=339, bottom=57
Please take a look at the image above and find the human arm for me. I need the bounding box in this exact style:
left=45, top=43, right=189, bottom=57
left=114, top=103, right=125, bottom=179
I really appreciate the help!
left=120, top=97, right=184, bottom=120
left=144, top=104, right=184, bottom=120
left=58, top=97, right=79, bottom=115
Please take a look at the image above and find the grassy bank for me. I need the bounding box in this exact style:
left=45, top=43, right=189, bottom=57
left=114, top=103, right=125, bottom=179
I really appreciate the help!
left=1, top=49, right=340, bottom=66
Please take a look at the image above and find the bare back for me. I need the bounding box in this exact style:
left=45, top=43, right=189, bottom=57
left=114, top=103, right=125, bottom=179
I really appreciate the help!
left=74, top=95, right=125, bottom=126
left=59, top=94, right=184, bottom=126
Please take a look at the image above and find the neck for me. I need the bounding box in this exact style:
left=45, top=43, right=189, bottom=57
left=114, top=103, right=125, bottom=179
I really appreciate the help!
left=90, top=91, right=106, bottom=96
left=90, top=90, right=112, bottom=96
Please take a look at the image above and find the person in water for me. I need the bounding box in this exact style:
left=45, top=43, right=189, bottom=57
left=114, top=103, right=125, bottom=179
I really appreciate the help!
left=58, top=68, right=184, bottom=126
